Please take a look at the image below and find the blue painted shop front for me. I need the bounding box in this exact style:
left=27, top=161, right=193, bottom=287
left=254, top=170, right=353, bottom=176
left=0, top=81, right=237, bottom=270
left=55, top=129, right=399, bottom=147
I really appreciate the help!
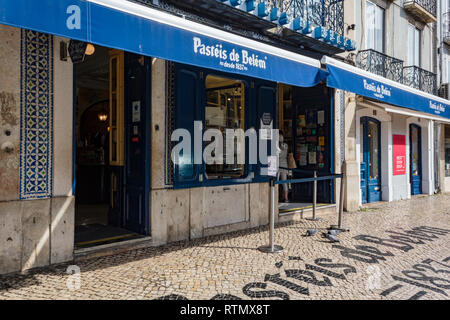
left=172, top=63, right=277, bottom=189
left=171, top=63, right=336, bottom=206
left=359, top=117, right=382, bottom=204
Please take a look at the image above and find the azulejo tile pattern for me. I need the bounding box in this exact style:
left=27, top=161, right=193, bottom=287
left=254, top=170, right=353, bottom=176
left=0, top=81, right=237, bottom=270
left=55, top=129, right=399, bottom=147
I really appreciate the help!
left=20, top=29, right=53, bottom=200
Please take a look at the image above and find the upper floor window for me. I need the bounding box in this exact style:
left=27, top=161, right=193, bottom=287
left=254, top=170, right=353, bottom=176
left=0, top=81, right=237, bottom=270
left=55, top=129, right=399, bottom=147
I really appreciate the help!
left=408, top=24, right=421, bottom=67
left=365, top=1, right=385, bottom=53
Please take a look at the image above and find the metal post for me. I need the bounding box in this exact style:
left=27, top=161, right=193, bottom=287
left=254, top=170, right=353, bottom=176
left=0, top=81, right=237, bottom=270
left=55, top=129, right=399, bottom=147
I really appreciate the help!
left=331, top=167, right=349, bottom=231
left=338, top=173, right=345, bottom=227
left=259, top=178, right=283, bottom=253
left=307, top=171, right=320, bottom=221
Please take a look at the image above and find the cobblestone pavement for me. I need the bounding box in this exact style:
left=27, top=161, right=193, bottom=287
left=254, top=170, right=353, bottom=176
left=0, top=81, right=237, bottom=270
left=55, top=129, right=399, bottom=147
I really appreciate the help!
left=1, top=194, right=450, bottom=300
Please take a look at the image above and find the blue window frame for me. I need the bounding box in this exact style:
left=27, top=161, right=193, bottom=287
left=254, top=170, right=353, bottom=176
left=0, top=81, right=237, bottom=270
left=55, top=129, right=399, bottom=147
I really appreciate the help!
left=172, top=63, right=277, bottom=189
left=360, top=116, right=382, bottom=203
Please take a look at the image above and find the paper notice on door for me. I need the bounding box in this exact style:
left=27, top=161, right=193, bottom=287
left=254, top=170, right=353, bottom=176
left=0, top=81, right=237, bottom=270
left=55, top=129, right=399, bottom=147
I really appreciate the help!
left=267, top=155, right=278, bottom=177
left=132, top=101, right=141, bottom=122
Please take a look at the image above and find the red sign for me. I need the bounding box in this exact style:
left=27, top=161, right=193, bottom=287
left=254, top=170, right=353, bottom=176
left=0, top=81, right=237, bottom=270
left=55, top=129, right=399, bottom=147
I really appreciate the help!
left=393, top=134, right=406, bottom=175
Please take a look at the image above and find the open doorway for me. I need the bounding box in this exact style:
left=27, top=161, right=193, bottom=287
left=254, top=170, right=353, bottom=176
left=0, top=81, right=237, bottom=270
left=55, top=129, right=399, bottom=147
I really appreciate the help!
left=277, top=83, right=334, bottom=213
left=74, top=45, right=150, bottom=249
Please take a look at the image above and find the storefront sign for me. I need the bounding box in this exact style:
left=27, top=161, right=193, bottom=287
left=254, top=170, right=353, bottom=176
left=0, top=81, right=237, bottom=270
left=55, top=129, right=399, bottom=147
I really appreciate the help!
left=324, top=57, right=450, bottom=119
left=0, top=0, right=327, bottom=88
left=393, top=135, right=406, bottom=176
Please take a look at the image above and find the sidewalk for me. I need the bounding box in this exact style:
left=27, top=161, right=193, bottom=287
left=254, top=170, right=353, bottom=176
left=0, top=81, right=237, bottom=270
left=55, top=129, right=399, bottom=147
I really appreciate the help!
left=1, top=193, right=449, bottom=300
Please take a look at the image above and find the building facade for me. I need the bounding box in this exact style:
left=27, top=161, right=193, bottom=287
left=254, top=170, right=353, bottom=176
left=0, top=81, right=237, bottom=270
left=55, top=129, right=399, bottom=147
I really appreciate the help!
left=339, top=0, right=449, bottom=210
left=438, top=0, right=450, bottom=192
left=0, top=0, right=448, bottom=275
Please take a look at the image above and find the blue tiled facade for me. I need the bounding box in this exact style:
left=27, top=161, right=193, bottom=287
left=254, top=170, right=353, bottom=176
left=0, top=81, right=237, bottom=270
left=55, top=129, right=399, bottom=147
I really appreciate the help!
left=19, top=29, right=53, bottom=200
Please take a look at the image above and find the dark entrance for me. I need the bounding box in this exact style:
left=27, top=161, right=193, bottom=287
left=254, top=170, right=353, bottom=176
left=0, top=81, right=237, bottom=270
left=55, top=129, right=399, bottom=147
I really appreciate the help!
left=74, top=46, right=150, bottom=248
left=410, top=124, right=422, bottom=195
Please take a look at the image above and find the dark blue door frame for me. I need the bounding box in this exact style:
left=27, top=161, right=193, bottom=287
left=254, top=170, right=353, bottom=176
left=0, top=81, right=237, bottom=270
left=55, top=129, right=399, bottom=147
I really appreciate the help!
left=172, top=63, right=277, bottom=189
left=360, top=117, right=381, bottom=204
left=123, top=52, right=151, bottom=235
left=409, top=123, right=422, bottom=195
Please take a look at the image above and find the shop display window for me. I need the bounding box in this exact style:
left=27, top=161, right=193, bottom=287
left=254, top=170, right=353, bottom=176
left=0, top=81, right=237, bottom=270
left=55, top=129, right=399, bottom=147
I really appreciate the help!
left=205, top=75, right=245, bottom=179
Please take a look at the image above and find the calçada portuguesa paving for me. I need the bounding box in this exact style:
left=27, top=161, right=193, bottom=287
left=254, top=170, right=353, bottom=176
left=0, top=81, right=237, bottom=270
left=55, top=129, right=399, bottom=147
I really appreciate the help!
left=1, top=194, right=450, bottom=300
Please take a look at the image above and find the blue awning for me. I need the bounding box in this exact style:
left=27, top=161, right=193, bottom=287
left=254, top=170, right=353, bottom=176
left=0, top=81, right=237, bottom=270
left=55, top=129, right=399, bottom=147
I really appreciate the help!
left=0, top=0, right=327, bottom=87
left=322, top=56, right=450, bottom=119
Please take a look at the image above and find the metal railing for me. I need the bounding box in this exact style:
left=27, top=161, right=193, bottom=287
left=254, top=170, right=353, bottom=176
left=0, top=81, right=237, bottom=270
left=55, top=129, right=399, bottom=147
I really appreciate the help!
left=259, top=167, right=346, bottom=253
left=265, top=0, right=345, bottom=35
left=403, top=65, right=437, bottom=95
left=404, top=0, right=437, bottom=17
left=276, top=169, right=343, bottom=221
left=356, top=49, right=404, bottom=83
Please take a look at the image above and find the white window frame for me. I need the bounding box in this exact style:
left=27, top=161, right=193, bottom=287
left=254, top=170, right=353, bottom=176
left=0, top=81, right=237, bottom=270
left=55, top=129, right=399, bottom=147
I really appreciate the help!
left=365, top=0, right=385, bottom=53
left=408, top=23, right=421, bottom=67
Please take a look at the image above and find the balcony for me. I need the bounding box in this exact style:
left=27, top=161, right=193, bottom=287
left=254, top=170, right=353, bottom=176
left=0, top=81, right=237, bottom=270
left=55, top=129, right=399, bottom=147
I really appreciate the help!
left=149, top=0, right=354, bottom=54
left=404, top=0, right=437, bottom=23
left=356, top=49, right=404, bottom=83
left=265, top=0, right=344, bottom=36
left=403, top=65, right=437, bottom=95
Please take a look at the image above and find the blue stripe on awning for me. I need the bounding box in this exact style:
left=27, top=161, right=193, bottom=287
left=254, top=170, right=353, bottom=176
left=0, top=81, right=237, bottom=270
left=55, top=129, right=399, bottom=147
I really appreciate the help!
left=323, top=57, right=450, bottom=119
left=0, top=0, right=327, bottom=87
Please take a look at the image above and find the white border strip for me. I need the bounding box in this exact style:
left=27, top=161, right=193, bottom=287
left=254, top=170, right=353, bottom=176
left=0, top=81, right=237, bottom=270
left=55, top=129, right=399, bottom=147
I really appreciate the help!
left=384, top=107, right=450, bottom=123
left=322, top=56, right=450, bottom=105
left=88, top=0, right=321, bottom=69
left=359, top=98, right=450, bottom=123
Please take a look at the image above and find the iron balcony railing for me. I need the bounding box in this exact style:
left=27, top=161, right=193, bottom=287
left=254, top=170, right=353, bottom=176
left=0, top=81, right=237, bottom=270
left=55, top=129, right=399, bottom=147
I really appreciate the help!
left=356, top=49, right=404, bottom=83
left=266, top=0, right=344, bottom=35
left=404, top=0, right=437, bottom=17
left=403, top=65, right=437, bottom=95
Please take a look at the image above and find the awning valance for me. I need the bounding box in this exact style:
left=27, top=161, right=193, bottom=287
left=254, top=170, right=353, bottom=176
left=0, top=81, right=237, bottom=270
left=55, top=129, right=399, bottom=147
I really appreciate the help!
left=0, top=0, right=327, bottom=87
left=323, top=56, right=450, bottom=119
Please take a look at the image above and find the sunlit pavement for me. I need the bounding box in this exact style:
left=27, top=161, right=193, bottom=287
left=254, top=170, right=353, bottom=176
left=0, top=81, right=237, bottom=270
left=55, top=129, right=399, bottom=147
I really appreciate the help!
left=1, top=193, right=449, bottom=300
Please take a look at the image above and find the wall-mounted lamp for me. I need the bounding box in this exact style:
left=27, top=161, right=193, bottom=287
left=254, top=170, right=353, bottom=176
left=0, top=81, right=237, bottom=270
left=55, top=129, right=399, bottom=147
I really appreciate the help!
left=85, top=43, right=95, bottom=56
